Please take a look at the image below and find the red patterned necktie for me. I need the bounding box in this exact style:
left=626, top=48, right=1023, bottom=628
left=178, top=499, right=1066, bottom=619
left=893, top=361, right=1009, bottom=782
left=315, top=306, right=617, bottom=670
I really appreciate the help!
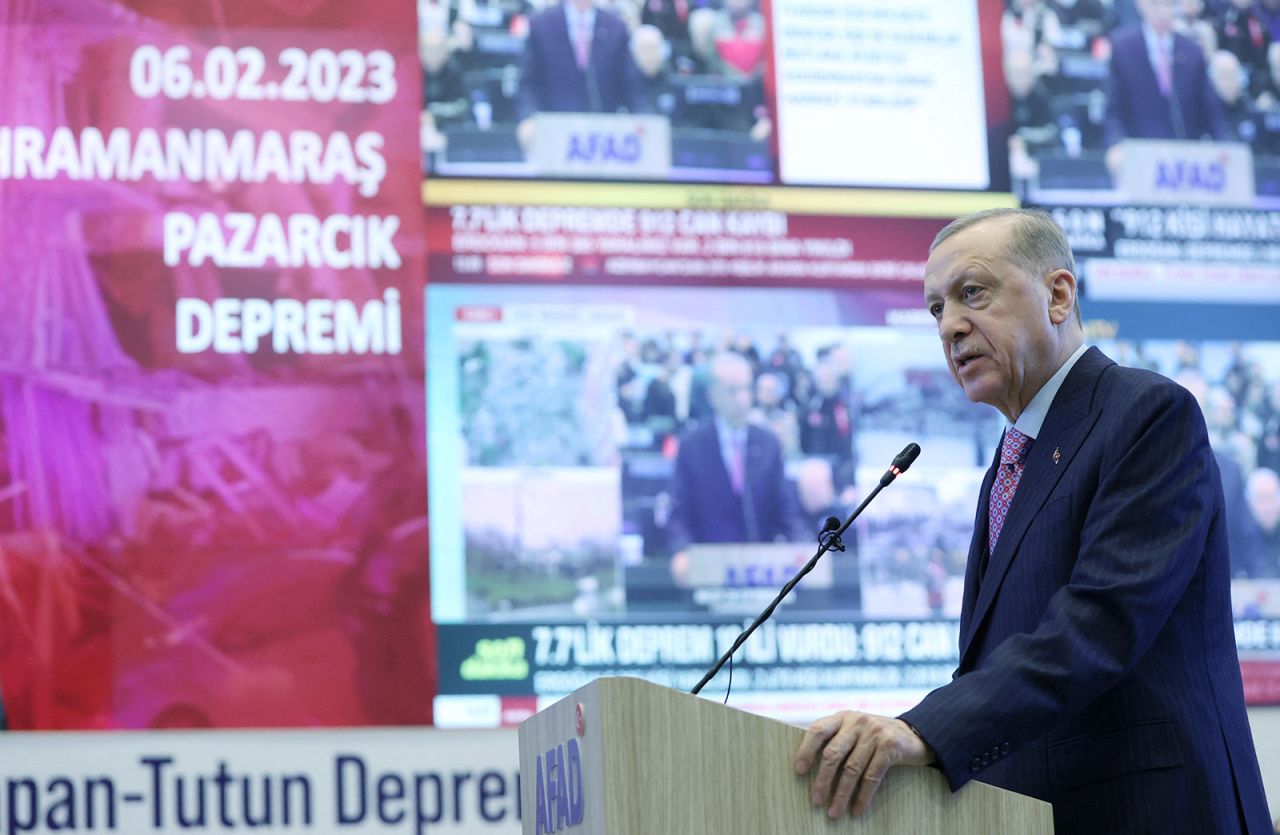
left=726, top=432, right=746, bottom=494
left=574, top=17, right=591, bottom=70
left=1154, top=42, right=1172, bottom=97
left=988, top=427, right=1031, bottom=551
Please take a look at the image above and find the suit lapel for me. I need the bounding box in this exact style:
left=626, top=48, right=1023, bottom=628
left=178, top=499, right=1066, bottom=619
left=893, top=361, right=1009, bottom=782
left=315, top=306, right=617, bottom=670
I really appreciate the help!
left=592, top=16, right=608, bottom=63
left=742, top=426, right=766, bottom=539
left=1171, top=38, right=1191, bottom=115
left=959, top=348, right=1114, bottom=664
left=710, top=423, right=734, bottom=495
left=745, top=425, right=764, bottom=464
left=958, top=448, right=999, bottom=656
left=556, top=6, right=585, bottom=75
left=1172, top=37, right=1190, bottom=87
left=1139, top=43, right=1163, bottom=98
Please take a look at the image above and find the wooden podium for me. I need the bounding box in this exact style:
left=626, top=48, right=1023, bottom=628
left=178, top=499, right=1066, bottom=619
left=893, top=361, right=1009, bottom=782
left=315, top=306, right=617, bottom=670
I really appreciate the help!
left=519, top=676, right=1052, bottom=834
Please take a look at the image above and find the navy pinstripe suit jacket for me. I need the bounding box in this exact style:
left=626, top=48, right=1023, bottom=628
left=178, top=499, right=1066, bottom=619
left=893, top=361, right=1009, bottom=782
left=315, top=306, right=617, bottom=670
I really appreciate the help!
left=901, top=347, right=1271, bottom=834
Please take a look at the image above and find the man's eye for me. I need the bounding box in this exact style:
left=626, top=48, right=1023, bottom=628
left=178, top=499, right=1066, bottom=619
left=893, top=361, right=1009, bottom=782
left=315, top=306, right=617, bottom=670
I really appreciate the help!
left=963, top=286, right=982, bottom=299
left=929, top=303, right=943, bottom=318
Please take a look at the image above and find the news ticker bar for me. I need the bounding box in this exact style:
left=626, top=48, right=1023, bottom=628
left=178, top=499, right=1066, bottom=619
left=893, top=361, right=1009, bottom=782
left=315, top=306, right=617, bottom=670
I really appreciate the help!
left=423, top=179, right=1020, bottom=219
left=434, top=617, right=1280, bottom=711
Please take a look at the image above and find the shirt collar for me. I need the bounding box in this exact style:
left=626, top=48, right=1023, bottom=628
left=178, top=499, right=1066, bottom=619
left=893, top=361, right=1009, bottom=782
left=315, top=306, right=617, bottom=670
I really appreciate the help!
left=715, top=416, right=747, bottom=445
left=1142, top=23, right=1173, bottom=57
left=564, top=3, right=596, bottom=34
left=1011, top=343, right=1089, bottom=440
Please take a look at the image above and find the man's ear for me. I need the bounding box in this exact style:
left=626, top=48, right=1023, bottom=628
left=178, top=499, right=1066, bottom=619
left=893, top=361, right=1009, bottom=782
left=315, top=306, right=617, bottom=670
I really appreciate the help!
left=1046, top=269, right=1077, bottom=325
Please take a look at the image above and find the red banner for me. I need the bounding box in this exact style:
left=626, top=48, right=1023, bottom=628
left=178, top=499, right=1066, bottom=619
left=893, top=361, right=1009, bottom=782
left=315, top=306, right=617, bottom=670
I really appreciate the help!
left=0, top=1, right=431, bottom=729
left=427, top=204, right=946, bottom=288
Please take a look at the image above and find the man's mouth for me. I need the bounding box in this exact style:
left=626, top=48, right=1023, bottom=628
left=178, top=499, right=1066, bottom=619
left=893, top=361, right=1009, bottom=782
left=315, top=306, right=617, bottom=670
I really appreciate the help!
left=953, top=351, right=983, bottom=370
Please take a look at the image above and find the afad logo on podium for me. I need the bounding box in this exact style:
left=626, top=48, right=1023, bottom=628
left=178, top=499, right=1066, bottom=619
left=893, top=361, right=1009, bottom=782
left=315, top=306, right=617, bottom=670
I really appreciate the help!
left=1119, top=139, right=1256, bottom=207
left=1153, top=152, right=1229, bottom=194
left=534, top=735, right=585, bottom=833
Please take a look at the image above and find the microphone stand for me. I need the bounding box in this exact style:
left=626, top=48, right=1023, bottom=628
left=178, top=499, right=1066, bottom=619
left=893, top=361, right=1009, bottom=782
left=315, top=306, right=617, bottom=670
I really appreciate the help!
left=690, top=445, right=919, bottom=696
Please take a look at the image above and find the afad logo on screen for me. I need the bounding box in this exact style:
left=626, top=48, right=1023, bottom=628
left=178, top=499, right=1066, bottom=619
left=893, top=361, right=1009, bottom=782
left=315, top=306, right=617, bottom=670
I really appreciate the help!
left=1153, top=152, right=1229, bottom=194
left=534, top=736, right=585, bottom=833
left=565, top=123, right=645, bottom=164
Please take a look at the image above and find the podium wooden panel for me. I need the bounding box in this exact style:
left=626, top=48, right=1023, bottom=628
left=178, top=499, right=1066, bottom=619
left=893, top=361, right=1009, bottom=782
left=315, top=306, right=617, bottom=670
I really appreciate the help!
left=519, top=676, right=1052, bottom=834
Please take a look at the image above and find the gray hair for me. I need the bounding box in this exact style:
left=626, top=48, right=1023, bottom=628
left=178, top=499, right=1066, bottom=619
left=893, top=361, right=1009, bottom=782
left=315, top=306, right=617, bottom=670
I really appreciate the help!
left=709, top=349, right=752, bottom=382
left=931, top=208, right=1081, bottom=322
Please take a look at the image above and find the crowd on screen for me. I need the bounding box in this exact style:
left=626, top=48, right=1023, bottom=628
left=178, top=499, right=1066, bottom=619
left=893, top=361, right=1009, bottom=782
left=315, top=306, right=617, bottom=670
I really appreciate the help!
left=1002, top=0, right=1280, bottom=180
left=419, top=0, right=771, bottom=162
left=612, top=331, right=985, bottom=595
left=1111, top=340, right=1280, bottom=579
left=614, top=330, right=859, bottom=488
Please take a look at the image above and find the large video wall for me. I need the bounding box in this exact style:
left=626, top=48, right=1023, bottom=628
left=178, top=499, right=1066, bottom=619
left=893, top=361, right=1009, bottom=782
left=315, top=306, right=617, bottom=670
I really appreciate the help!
left=1, top=0, right=1279, bottom=743
left=424, top=0, right=1280, bottom=727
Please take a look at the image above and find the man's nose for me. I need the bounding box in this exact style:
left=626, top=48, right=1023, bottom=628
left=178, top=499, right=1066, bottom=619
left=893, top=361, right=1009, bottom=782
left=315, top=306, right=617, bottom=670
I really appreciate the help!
left=938, top=306, right=970, bottom=343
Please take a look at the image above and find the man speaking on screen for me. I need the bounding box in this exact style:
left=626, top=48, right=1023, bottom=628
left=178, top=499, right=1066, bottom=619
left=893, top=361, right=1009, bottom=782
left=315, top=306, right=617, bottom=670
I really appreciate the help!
left=793, top=209, right=1270, bottom=833
left=666, top=351, right=806, bottom=582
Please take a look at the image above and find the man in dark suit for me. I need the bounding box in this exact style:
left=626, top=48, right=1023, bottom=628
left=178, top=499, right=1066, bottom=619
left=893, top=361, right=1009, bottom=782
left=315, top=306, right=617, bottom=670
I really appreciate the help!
left=1104, top=0, right=1231, bottom=146
left=1217, top=0, right=1272, bottom=79
left=515, top=0, right=645, bottom=119
left=794, top=209, right=1270, bottom=833
left=666, top=352, right=805, bottom=581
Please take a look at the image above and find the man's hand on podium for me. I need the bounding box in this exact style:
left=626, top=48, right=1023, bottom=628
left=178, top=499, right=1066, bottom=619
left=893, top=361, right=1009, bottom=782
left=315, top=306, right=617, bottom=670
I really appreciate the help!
left=793, top=711, right=936, bottom=819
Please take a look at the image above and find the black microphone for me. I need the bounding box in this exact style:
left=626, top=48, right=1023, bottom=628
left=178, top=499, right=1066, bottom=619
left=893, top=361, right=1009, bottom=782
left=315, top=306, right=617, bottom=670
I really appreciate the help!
left=880, top=442, right=921, bottom=486
left=690, top=442, right=923, bottom=696
left=819, top=516, right=844, bottom=552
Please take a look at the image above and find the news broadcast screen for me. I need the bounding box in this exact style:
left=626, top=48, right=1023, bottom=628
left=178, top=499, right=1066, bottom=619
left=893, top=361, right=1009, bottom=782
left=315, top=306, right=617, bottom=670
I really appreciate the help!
left=428, top=282, right=996, bottom=724
left=997, top=0, right=1280, bottom=208
left=421, top=0, right=1006, bottom=189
